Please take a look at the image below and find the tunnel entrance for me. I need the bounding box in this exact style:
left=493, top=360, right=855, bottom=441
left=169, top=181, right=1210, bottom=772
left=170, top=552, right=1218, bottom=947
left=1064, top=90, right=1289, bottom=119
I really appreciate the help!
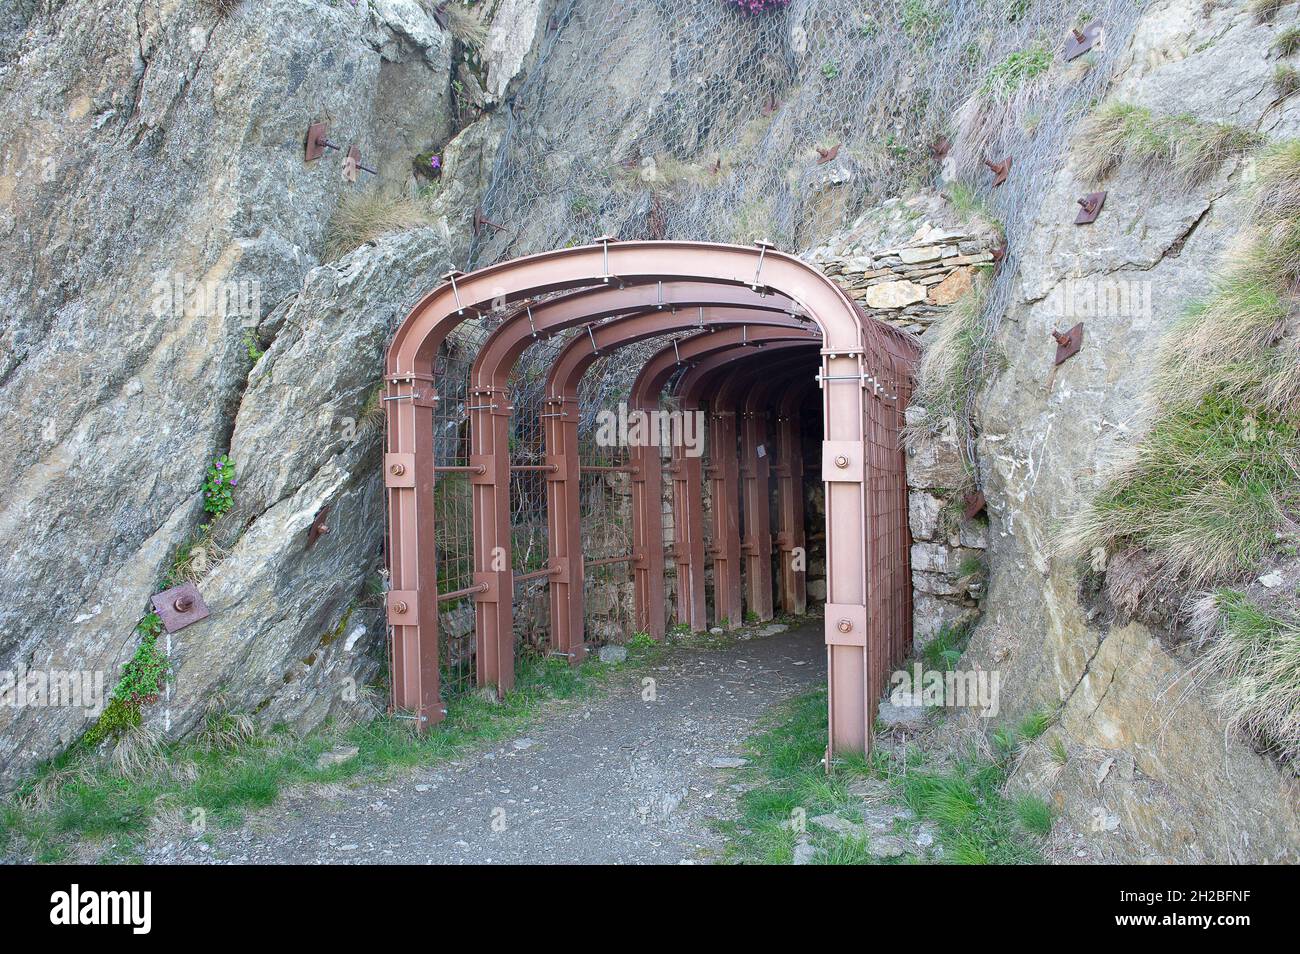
left=383, top=240, right=916, bottom=755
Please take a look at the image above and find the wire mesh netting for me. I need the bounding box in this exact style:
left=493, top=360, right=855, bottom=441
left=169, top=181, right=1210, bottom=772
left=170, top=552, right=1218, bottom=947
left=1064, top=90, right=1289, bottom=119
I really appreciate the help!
left=468, top=0, right=1146, bottom=465
left=423, top=0, right=1147, bottom=689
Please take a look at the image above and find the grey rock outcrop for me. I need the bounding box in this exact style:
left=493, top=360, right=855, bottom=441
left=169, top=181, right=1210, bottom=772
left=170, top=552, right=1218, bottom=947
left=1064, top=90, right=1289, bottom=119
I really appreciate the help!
left=0, top=0, right=454, bottom=787
left=967, top=0, right=1300, bottom=861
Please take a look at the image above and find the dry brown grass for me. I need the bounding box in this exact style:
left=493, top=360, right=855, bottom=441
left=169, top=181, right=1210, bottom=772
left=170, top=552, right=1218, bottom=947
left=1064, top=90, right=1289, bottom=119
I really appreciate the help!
left=109, top=723, right=169, bottom=780
left=1076, top=102, right=1258, bottom=189
left=424, top=1, right=490, bottom=50
left=200, top=0, right=242, bottom=17
left=325, top=190, right=433, bottom=260
left=1190, top=590, right=1300, bottom=763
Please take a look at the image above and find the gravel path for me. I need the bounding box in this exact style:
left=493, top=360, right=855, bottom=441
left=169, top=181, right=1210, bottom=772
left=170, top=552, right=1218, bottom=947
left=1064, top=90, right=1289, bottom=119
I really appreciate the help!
left=142, top=621, right=827, bottom=865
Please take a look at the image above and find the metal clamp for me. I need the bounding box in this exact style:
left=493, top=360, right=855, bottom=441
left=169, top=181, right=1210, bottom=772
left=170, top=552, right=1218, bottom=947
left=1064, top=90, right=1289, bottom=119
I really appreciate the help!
left=751, top=240, right=776, bottom=291
left=441, top=269, right=467, bottom=315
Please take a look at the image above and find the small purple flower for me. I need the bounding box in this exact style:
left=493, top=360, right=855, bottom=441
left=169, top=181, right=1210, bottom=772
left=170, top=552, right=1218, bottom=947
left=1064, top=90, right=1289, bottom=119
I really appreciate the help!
left=215, top=460, right=223, bottom=469
left=230, top=479, right=238, bottom=486
left=429, top=155, right=442, bottom=171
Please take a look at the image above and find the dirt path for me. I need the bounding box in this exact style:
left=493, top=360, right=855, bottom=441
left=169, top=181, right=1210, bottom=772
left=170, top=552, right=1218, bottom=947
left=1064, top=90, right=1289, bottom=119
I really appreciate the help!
left=141, top=623, right=826, bottom=865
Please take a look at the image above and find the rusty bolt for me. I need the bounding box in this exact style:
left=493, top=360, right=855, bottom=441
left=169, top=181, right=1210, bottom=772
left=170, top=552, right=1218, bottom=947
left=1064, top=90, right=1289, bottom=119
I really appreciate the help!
left=834, top=454, right=849, bottom=468
left=392, top=600, right=409, bottom=615
left=1052, top=330, right=1071, bottom=346
left=173, top=594, right=194, bottom=613
left=389, top=462, right=406, bottom=477
left=1072, top=28, right=1086, bottom=42
left=837, top=619, right=853, bottom=634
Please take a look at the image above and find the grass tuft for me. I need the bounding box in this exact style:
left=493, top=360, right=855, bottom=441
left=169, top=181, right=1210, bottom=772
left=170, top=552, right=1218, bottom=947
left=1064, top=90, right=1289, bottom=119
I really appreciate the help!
left=1275, top=27, right=1300, bottom=58
left=1077, top=102, right=1259, bottom=188
left=1012, top=794, right=1054, bottom=835
left=912, top=269, right=992, bottom=426
left=980, top=45, right=1052, bottom=101
left=1191, top=590, right=1300, bottom=762
left=1252, top=0, right=1294, bottom=22
left=324, top=190, right=433, bottom=260
left=200, top=0, right=242, bottom=17
left=1274, top=64, right=1300, bottom=98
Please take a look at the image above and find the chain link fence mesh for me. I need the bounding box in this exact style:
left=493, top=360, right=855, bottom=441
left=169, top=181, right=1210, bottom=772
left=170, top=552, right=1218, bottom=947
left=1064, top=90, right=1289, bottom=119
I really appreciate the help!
left=428, top=0, right=1147, bottom=686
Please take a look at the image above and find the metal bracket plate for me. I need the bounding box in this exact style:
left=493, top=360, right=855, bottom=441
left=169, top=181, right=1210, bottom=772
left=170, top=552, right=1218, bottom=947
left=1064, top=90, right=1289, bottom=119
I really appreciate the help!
left=1065, top=21, right=1103, bottom=61
left=549, top=557, right=571, bottom=584
left=385, top=453, right=416, bottom=488
left=150, top=582, right=210, bottom=633
left=387, top=590, right=419, bottom=626
left=473, top=571, right=502, bottom=603
left=1053, top=323, right=1084, bottom=365
left=821, top=440, right=864, bottom=482
left=543, top=454, right=569, bottom=480
left=1075, top=191, right=1106, bottom=225
left=825, top=603, right=867, bottom=647
left=963, top=490, right=987, bottom=520
left=468, top=455, right=495, bottom=484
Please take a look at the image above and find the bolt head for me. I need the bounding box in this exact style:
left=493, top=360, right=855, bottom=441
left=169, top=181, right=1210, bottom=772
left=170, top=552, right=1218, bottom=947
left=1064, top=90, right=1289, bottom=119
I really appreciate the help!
left=837, top=618, right=852, bottom=633
left=392, top=600, right=409, bottom=615
left=390, top=462, right=406, bottom=476
left=173, top=596, right=193, bottom=613
left=834, top=454, right=849, bottom=468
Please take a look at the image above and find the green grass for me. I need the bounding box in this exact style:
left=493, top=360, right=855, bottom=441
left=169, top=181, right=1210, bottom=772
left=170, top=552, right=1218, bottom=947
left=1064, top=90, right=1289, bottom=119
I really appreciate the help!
left=1274, top=64, right=1300, bottom=98
left=715, top=690, right=871, bottom=865
left=718, top=687, right=1048, bottom=865
left=1070, top=393, right=1298, bottom=587
left=1194, top=590, right=1300, bottom=761
left=920, top=621, right=973, bottom=672
left=0, top=645, right=662, bottom=862
left=980, top=45, right=1052, bottom=101
left=910, top=269, right=992, bottom=429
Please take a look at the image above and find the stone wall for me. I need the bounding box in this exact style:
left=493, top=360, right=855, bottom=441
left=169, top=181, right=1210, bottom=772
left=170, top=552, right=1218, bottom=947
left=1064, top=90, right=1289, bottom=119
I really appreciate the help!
left=809, top=193, right=999, bottom=336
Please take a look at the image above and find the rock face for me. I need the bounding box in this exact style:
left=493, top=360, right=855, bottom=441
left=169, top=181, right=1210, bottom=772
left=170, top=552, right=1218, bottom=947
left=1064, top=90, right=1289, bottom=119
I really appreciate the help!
left=0, top=0, right=453, bottom=787
left=967, top=0, right=1300, bottom=861
left=165, top=227, right=454, bottom=740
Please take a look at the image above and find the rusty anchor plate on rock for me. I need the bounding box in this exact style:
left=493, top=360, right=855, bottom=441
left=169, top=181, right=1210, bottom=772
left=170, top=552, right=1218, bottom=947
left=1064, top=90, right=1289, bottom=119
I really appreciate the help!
left=984, top=155, right=1011, bottom=187
left=1065, top=21, right=1103, bottom=61
left=1075, top=191, right=1106, bottom=225
left=1053, top=322, right=1084, bottom=365
left=963, top=490, right=987, bottom=520
left=304, top=123, right=340, bottom=163
left=150, top=582, right=210, bottom=634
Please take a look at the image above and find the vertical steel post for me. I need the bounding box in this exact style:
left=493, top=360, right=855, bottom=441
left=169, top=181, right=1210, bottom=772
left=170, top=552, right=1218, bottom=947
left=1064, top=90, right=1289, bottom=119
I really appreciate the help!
left=384, top=372, right=444, bottom=727
left=469, top=385, right=515, bottom=694
left=543, top=395, right=586, bottom=661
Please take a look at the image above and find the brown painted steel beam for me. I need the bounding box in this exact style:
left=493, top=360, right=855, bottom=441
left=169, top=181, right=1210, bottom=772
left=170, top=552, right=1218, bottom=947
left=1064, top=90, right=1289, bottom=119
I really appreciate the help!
left=385, top=240, right=918, bottom=758
left=543, top=315, right=819, bottom=648
left=632, top=334, right=821, bottom=632
left=681, top=351, right=817, bottom=629
left=465, top=286, right=811, bottom=681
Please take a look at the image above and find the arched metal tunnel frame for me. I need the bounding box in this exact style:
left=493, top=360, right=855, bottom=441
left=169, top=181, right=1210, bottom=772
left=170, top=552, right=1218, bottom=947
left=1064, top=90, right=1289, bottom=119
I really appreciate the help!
left=384, top=240, right=918, bottom=756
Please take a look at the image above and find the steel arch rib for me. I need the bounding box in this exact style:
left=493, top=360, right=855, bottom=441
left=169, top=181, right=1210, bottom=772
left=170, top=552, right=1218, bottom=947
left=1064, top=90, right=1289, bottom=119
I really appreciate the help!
left=542, top=315, right=819, bottom=653
left=632, top=337, right=819, bottom=632
left=385, top=239, right=916, bottom=757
